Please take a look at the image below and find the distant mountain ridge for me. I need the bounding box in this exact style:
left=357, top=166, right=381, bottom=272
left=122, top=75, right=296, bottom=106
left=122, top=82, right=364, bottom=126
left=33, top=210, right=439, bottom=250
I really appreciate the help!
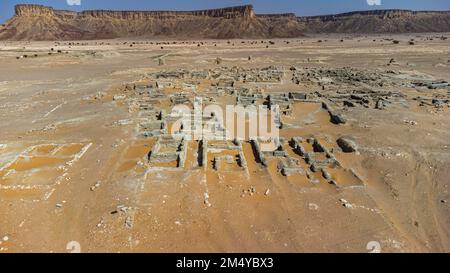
left=300, top=9, right=450, bottom=33
left=0, top=4, right=449, bottom=40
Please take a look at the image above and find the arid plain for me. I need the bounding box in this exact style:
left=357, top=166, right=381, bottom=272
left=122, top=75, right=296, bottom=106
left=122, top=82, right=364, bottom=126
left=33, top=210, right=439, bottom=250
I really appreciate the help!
left=0, top=35, right=449, bottom=252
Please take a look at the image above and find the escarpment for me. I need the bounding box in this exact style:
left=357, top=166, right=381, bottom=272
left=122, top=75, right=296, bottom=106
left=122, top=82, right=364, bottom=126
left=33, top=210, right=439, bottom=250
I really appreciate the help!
left=300, top=9, right=450, bottom=33
left=1, top=4, right=450, bottom=40
left=0, top=4, right=302, bottom=40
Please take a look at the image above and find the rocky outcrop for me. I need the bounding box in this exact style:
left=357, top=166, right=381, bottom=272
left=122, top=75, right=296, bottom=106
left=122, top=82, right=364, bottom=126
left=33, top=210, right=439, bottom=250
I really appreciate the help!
left=14, top=4, right=55, bottom=17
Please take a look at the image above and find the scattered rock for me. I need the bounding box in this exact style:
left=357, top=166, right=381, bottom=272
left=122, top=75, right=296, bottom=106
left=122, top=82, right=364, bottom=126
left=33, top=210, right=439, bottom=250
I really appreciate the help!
left=329, top=112, right=347, bottom=124
left=90, top=181, right=101, bottom=191
left=308, top=203, right=319, bottom=210
left=388, top=58, right=399, bottom=66
left=337, top=137, right=358, bottom=153
left=113, top=94, right=126, bottom=101
left=403, top=119, right=417, bottom=126
left=310, top=178, right=320, bottom=184
left=115, top=119, right=132, bottom=126
left=322, top=169, right=332, bottom=180
left=339, top=198, right=353, bottom=208
left=125, top=216, right=133, bottom=228
left=376, top=99, right=387, bottom=110
left=340, top=199, right=352, bottom=207
left=117, top=205, right=131, bottom=213
left=203, top=192, right=211, bottom=207
left=92, top=91, right=107, bottom=100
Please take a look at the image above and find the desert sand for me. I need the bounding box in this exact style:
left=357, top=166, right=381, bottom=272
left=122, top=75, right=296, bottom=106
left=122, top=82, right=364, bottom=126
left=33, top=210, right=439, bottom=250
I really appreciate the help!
left=0, top=35, right=449, bottom=253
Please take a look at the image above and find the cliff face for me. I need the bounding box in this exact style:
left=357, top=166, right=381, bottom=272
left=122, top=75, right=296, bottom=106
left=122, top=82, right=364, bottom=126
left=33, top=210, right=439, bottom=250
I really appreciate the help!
left=0, top=4, right=301, bottom=40
left=75, top=5, right=255, bottom=20
left=13, top=4, right=254, bottom=19
left=1, top=4, right=450, bottom=40
left=299, top=9, right=450, bottom=33
left=14, top=4, right=55, bottom=16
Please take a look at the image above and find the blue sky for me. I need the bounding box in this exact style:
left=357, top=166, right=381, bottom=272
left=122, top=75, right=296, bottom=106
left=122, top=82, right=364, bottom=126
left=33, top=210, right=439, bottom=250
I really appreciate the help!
left=1, top=0, right=450, bottom=24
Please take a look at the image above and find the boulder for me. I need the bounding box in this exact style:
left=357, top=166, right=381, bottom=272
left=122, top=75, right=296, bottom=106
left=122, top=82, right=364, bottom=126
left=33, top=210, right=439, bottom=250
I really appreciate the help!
left=337, top=137, right=358, bottom=153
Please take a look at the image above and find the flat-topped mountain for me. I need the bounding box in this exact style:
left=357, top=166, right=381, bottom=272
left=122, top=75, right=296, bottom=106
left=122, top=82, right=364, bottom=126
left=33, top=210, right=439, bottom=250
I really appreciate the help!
left=13, top=4, right=256, bottom=19
left=0, top=4, right=302, bottom=40
left=0, top=4, right=449, bottom=40
left=301, top=9, right=450, bottom=33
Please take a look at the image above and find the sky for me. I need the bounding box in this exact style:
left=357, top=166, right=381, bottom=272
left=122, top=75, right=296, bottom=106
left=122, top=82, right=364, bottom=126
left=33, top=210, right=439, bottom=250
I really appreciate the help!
left=1, top=0, right=450, bottom=24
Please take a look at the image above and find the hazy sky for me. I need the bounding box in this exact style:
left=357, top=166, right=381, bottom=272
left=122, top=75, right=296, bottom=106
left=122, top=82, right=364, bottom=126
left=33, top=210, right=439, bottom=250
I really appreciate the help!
left=1, top=0, right=450, bottom=24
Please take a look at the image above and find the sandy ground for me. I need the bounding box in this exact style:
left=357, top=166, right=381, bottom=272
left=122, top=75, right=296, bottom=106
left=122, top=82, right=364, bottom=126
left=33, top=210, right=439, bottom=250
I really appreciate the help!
left=0, top=35, right=449, bottom=253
